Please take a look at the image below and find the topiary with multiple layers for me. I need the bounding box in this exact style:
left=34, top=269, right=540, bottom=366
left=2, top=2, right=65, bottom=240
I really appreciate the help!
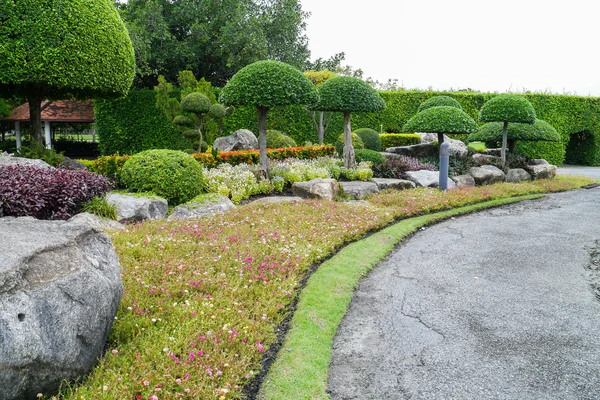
left=469, top=119, right=560, bottom=153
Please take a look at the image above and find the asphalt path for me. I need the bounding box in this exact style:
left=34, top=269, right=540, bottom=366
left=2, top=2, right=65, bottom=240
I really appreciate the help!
left=329, top=188, right=600, bottom=400
left=558, top=165, right=600, bottom=180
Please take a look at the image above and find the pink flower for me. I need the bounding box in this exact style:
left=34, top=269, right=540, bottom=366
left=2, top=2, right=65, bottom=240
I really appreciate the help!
left=142, top=380, right=150, bottom=386
left=149, top=396, right=158, bottom=400
left=189, top=353, right=195, bottom=360
left=184, top=388, right=190, bottom=393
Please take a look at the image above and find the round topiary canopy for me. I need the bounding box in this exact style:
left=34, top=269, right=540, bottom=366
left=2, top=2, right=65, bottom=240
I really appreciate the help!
left=180, top=92, right=211, bottom=114
left=219, top=60, right=317, bottom=108
left=315, top=76, right=386, bottom=112
left=209, top=103, right=227, bottom=119
left=0, top=0, right=135, bottom=98
left=418, top=95, right=462, bottom=112
left=479, top=95, right=536, bottom=123
left=403, top=106, right=478, bottom=134
left=469, top=119, right=561, bottom=143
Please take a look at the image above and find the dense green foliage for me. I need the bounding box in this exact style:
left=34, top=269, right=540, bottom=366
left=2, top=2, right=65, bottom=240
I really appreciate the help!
left=118, top=0, right=310, bottom=87
left=479, top=95, right=536, bottom=124
left=418, top=95, right=462, bottom=112
left=354, top=128, right=381, bottom=151
left=95, top=90, right=190, bottom=155
left=470, top=119, right=561, bottom=142
left=303, top=70, right=338, bottom=87
left=354, top=148, right=385, bottom=164
left=120, top=149, right=205, bottom=205
left=335, top=133, right=364, bottom=156
left=180, top=92, right=211, bottom=115
left=564, top=131, right=599, bottom=165
left=403, top=106, right=478, bottom=134
left=315, top=76, right=386, bottom=112
left=266, top=130, right=297, bottom=148
left=380, top=133, right=422, bottom=149
left=220, top=60, right=317, bottom=109
left=0, top=0, right=135, bottom=98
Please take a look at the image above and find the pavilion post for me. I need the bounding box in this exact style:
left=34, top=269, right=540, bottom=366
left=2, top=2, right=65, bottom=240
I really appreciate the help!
left=44, top=121, right=51, bottom=149
left=15, top=121, right=21, bottom=150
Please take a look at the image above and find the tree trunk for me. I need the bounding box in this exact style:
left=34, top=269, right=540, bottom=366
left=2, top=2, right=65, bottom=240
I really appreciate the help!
left=508, top=139, right=516, bottom=154
left=501, top=120, right=508, bottom=167
left=437, top=132, right=444, bottom=145
left=28, top=94, right=44, bottom=147
left=343, top=111, right=355, bottom=169
left=318, top=111, right=325, bottom=144
left=257, top=106, right=270, bottom=179
left=197, top=115, right=204, bottom=153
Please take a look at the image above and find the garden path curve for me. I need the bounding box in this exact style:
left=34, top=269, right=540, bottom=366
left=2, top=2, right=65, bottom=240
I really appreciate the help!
left=329, top=188, right=600, bottom=400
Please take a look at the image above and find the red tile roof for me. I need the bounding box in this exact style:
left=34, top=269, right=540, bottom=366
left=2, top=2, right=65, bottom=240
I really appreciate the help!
left=1, top=100, right=94, bottom=123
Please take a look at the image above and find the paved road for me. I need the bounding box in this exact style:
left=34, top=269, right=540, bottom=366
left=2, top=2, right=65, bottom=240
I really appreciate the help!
left=558, top=165, right=600, bottom=180
left=329, top=188, right=600, bottom=400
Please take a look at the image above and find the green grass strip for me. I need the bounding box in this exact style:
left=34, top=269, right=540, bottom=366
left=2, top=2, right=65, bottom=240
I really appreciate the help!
left=258, top=194, right=545, bottom=400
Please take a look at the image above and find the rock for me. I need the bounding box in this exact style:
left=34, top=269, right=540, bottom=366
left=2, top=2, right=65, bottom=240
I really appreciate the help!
left=372, top=178, right=416, bottom=191
left=0, top=216, right=122, bottom=400
left=385, top=143, right=438, bottom=158
left=452, top=174, right=476, bottom=187
left=380, top=152, right=404, bottom=160
left=472, top=153, right=501, bottom=166
left=213, top=129, right=259, bottom=152
left=528, top=159, right=549, bottom=166
left=482, top=148, right=501, bottom=156
left=405, top=170, right=456, bottom=189
left=339, top=181, right=379, bottom=199
left=292, top=178, right=339, bottom=201
left=68, top=212, right=124, bottom=230
left=0, top=156, right=53, bottom=169
left=59, top=157, right=87, bottom=170
left=105, top=193, right=168, bottom=222
left=419, top=132, right=469, bottom=158
left=470, top=165, right=506, bottom=185
left=167, top=195, right=236, bottom=220
left=250, top=196, right=303, bottom=205
left=527, top=163, right=557, bottom=180
left=505, top=168, right=532, bottom=183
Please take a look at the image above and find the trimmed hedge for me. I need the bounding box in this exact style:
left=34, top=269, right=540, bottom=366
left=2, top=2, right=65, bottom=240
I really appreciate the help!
left=380, top=133, right=422, bottom=149
left=354, top=128, right=381, bottom=151
left=95, top=90, right=190, bottom=155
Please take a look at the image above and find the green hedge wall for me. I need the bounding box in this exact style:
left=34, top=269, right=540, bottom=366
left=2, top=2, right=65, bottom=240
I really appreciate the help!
left=95, top=90, right=190, bottom=155
left=222, top=91, right=600, bottom=165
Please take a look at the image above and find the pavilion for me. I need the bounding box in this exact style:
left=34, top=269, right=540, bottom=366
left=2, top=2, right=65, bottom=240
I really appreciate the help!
left=1, top=100, right=94, bottom=149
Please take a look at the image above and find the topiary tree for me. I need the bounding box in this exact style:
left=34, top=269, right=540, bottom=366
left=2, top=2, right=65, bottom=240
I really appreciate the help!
left=469, top=119, right=560, bottom=154
left=178, top=92, right=212, bottom=152
left=220, top=60, right=318, bottom=177
left=402, top=106, right=478, bottom=148
left=418, top=95, right=462, bottom=113
left=315, top=76, right=386, bottom=169
left=354, top=128, right=382, bottom=151
left=304, top=70, right=337, bottom=144
left=479, top=94, right=536, bottom=166
left=0, top=0, right=135, bottom=146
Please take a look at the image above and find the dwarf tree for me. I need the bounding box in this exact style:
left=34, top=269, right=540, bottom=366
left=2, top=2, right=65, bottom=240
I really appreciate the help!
left=177, top=92, right=212, bottom=152
left=469, top=119, right=560, bottom=154
left=0, top=0, right=135, bottom=146
left=314, top=76, right=385, bottom=169
left=220, top=60, right=317, bottom=177
left=479, top=95, right=536, bottom=166
left=403, top=106, right=478, bottom=147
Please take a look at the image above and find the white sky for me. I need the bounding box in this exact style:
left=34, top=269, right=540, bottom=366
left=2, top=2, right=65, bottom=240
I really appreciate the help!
left=300, top=0, right=600, bottom=96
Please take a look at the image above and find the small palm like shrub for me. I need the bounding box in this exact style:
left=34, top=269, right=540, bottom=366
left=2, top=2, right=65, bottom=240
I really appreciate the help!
left=335, top=133, right=364, bottom=157
left=121, top=149, right=205, bottom=205
left=354, top=128, right=381, bottom=151
left=266, top=130, right=297, bottom=148
left=355, top=149, right=385, bottom=164
left=372, top=156, right=436, bottom=179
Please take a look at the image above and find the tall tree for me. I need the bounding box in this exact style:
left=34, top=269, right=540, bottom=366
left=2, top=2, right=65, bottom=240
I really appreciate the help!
left=120, top=0, right=311, bottom=88
left=0, top=0, right=135, bottom=146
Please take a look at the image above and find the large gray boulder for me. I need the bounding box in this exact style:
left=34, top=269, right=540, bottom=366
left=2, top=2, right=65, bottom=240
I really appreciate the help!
left=472, top=153, right=501, bottom=166
left=0, top=216, right=122, bottom=400
left=419, top=132, right=468, bottom=158
left=452, top=174, right=476, bottom=187
left=470, top=165, right=506, bottom=185
left=0, top=156, right=53, bottom=169
left=372, top=178, right=416, bottom=191
left=385, top=143, right=438, bottom=158
left=59, top=157, right=87, bottom=170
left=68, top=212, right=124, bottom=231
left=250, top=196, right=303, bottom=205
left=213, top=129, right=259, bottom=152
left=292, top=178, right=339, bottom=201
left=527, top=162, right=557, bottom=180
left=405, top=170, right=456, bottom=189
left=339, top=181, right=379, bottom=200
left=506, top=168, right=532, bottom=183
left=106, top=193, right=168, bottom=223
left=168, top=195, right=236, bottom=220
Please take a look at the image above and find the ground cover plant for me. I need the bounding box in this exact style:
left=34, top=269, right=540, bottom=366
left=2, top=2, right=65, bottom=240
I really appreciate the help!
left=53, top=175, right=594, bottom=399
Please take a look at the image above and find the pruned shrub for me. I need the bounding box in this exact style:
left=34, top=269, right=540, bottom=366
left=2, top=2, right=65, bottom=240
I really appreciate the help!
left=380, top=133, right=421, bottom=149
left=266, top=130, right=297, bottom=148
left=372, top=156, right=436, bottom=179
left=354, top=128, right=381, bottom=151
left=335, top=133, right=364, bottom=157
left=121, top=149, right=205, bottom=205
left=0, top=166, right=113, bottom=220
left=355, top=149, right=385, bottom=164
left=418, top=95, right=462, bottom=112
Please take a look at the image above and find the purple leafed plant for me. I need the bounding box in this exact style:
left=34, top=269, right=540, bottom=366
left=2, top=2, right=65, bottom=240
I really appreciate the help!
left=372, top=156, right=436, bottom=179
left=0, top=166, right=113, bottom=220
